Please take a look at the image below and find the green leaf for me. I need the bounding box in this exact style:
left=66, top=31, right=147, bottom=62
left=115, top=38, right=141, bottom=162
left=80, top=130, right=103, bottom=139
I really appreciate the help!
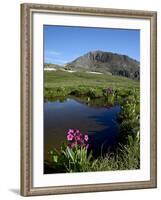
left=53, top=155, right=58, bottom=163
left=66, top=146, right=75, bottom=162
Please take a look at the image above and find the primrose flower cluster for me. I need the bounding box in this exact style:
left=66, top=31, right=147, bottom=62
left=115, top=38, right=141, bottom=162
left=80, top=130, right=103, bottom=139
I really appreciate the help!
left=67, top=129, right=89, bottom=149
left=106, top=87, right=113, bottom=95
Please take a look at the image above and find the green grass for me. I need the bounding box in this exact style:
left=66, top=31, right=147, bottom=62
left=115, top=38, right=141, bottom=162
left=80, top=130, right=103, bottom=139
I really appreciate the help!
left=47, top=135, right=140, bottom=173
left=44, top=70, right=140, bottom=100
left=89, top=135, right=140, bottom=171
left=44, top=70, right=139, bottom=90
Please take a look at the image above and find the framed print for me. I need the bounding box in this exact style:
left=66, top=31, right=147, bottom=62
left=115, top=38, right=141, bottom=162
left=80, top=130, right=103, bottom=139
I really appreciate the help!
left=20, top=3, right=157, bottom=196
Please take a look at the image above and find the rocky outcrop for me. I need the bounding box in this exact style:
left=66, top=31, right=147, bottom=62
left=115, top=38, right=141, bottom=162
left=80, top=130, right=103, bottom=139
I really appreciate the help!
left=66, top=50, right=140, bottom=80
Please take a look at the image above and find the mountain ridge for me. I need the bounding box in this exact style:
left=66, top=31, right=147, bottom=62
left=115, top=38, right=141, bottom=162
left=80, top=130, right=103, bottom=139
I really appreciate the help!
left=65, top=50, right=140, bottom=80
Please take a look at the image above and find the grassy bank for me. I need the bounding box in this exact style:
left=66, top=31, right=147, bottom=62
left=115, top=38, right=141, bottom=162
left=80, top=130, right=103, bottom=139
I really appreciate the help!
left=47, top=135, right=140, bottom=173
left=44, top=70, right=139, bottom=100
left=44, top=70, right=139, bottom=89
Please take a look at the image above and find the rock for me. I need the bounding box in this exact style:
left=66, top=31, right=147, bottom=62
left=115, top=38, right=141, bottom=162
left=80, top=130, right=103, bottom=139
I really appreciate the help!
left=66, top=50, right=140, bottom=80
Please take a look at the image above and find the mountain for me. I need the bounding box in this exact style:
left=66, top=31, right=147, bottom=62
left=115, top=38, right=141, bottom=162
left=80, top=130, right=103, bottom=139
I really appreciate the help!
left=44, top=63, right=63, bottom=69
left=65, top=50, right=140, bottom=80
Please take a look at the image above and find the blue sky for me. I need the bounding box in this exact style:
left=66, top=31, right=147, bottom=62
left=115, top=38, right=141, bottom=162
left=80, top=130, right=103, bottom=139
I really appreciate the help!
left=44, top=25, right=140, bottom=65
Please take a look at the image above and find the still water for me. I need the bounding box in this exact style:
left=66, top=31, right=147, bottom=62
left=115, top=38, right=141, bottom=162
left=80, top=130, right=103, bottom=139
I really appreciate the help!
left=44, top=97, right=121, bottom=160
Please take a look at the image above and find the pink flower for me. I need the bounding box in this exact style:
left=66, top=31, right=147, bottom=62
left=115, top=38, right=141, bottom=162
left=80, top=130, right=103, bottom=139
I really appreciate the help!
left=67, top=129, right=74, bottom=135
left=75, top=135, right=81, bottom=141
left=66, top=129, right=89, bottom=150
left=84, top=134, right=88, bottom=142
left=67, top=134, right=74, bottom=141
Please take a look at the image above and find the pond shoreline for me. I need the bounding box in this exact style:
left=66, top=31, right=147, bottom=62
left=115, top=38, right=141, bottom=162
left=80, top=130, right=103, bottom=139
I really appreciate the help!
left=44, top=87, right=140, bottom=174
left=44, top=96, right=121, bottom=161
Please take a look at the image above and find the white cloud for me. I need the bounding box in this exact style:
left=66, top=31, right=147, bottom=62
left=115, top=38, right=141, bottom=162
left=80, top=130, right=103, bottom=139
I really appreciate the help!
left=44, top=50, right=72, bottom=65
left=44, top=57, right=69, bottom=65
left=47, top=50, right=61, bottom=56
left=54, top=59, right=69, bottom=64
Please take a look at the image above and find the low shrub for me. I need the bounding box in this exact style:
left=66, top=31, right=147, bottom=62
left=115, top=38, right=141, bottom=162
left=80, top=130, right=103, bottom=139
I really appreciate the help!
left=118, top=93, right=140, bottom=143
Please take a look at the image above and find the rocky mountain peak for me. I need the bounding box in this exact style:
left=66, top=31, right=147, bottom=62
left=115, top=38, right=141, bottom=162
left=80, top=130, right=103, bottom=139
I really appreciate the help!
left=65, top=50, right=140, bottom=80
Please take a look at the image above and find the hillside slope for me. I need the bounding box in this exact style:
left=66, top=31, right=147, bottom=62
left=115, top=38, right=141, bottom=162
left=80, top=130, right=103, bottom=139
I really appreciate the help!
left=65, top=50, right=140, bottom=80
